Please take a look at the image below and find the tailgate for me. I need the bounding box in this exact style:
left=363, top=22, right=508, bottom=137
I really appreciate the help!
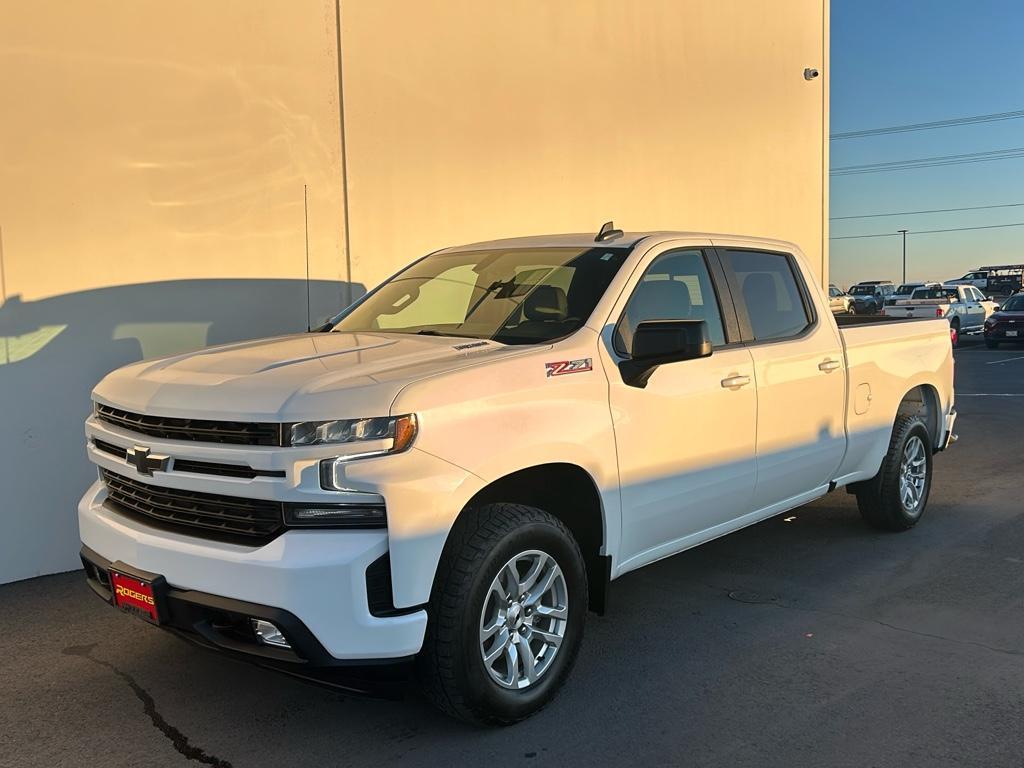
left=884, top=302, right=946, bottom=318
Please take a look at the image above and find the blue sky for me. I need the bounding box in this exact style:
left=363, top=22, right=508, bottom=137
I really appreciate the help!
left=830, top=0, right=1024, bottom=288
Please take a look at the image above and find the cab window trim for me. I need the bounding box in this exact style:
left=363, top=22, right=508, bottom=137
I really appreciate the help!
left=715, top=246, right=818, bottom=347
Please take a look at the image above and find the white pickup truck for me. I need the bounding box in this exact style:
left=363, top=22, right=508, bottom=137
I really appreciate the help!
left=882, top=283, right=997, bottom=346
left=79, top=228, right=957, bottom=724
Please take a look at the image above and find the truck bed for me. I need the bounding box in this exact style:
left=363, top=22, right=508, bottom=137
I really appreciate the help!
left=834, top=316, right=954, bottom=484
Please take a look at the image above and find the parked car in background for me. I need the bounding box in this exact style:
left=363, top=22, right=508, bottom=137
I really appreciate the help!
left=848, top=281, right=895, bottom=314
left=983, top=292, right=1024, bottom=348
left=947, top=266, right=1024, bottom=296
left=948, top=270, right=991, bottom=291
left=884, top=283, right=997, bottom=346
left=885, top=282, right=938, bottom=308
left=828, top=284, right=852, bottom=314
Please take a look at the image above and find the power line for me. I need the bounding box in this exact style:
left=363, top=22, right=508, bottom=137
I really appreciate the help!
left=831, top=201, right=1024, bottom=221
left=832, top=146, right=1024, bottom=176
left=830, top=221, right=1024, bottom=240
left=831, top=109, right=1024, bottom=140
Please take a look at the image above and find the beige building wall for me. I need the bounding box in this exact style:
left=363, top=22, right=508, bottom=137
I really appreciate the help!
left=341, top=0, right=829, bottom=288
left=0, top=1, right=827, bottom=583
left=0, top=1, right=350, bottom=582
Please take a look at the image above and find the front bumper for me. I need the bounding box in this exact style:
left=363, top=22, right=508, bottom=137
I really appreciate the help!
left=78, top=480, right=428, bottom=662
left=983, top=325, right=1023, bottom=339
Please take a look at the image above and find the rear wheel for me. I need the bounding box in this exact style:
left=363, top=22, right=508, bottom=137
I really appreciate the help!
left=418, top=503, right=587, bottom=725
left=855, top=415, right=933, bottom=531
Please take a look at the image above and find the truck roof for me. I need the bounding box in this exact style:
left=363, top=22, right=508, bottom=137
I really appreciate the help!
left=442, top=231, right=802, bottom=253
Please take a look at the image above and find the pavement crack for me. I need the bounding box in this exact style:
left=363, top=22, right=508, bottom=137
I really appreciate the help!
left=63, top=643, right=234, bottom=767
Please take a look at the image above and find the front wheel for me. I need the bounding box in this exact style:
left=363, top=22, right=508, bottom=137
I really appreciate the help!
left=855, top=415, right=933, bottom=531
left=418, top=503, right=587, bottom=725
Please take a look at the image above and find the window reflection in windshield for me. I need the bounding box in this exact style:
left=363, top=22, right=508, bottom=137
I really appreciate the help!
left=332, top=246, right=632, bottom=345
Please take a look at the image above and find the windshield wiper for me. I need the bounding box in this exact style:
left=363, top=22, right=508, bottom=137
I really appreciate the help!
left=413, top=330, right=481, bottom=339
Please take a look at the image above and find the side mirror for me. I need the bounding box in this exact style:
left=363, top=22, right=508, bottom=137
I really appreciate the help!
left=994, top=305, right=1001, bottom=312
left=619, top=320, right=712, bottom=388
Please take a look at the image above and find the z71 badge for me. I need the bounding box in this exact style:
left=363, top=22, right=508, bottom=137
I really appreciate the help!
left=545, top=358, right=593, bottom=377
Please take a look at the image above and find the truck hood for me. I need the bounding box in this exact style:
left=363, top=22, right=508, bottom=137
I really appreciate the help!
left=93, top=332, right=524, bottom=421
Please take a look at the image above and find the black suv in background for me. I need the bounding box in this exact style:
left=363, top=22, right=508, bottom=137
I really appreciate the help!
left=848, top=281, right=895, bottom=314
left=983, top=293, right=1024, bottom=348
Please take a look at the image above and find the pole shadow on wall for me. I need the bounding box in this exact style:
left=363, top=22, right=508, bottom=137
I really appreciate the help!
left=0, top=278, right=365, bottom=584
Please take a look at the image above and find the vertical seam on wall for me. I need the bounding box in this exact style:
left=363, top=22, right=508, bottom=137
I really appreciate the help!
left=821, top=0, right=829, bottom=288
left=0, top=225, right=7, bottom=303
left=334, top=0, right=354, bottom=305
left=0, top=225, right=8, bottom=364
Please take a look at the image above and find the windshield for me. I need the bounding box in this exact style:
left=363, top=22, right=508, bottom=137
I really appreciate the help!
left=850, top=286, right=877, bottom=295
left=912, top=287, right=958, bottom=301
left=1001, top=295, right=1024, bottom=311
left=332, top=246, right=632, bottom=344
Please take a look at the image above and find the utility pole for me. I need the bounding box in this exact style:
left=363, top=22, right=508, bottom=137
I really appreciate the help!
left=897, top=229, right=909, bottom=284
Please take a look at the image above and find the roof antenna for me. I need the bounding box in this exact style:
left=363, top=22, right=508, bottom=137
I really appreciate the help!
left=595, top=220, right=623, bottom=242
left=303, top=184, right=312, bottom=332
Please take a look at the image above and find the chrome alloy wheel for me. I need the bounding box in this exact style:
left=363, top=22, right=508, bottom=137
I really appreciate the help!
left=899, top=435, right=927, bottom=513
left=478, top=550, right=568, bottom=690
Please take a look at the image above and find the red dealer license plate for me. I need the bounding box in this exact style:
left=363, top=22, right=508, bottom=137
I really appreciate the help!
left=110, top=571, right=161, bottom=624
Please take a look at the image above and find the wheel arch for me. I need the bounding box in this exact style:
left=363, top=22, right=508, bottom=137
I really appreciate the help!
left=452, top=463, right=611, bottom=614
left=896, top=383, right=942, bottom=450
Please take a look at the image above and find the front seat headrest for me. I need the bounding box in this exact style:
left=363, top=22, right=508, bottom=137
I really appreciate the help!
left=523, top=285, right=569, bottom=321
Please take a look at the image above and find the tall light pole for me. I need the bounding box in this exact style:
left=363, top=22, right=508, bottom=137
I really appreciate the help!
left=897, top=229, right=909, bottom=284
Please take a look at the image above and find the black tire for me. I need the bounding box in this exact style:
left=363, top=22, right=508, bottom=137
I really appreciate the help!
left=417, top=503, right=587, bottom=725
left=985, top=339, right=1000, bottom=349
left=855, top=415, right=933, bottom=531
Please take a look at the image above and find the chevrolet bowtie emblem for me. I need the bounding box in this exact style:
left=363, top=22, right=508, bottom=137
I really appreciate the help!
left=126, top=445, right=170, bottom=476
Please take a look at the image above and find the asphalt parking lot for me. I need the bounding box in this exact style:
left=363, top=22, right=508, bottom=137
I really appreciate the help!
left=2, top=337, right=1023, bottom=768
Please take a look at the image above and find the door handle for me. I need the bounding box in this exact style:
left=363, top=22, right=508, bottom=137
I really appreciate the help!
left=720, top=374, right=751, bottom=389
left=818, top=358, right=841, bottom=372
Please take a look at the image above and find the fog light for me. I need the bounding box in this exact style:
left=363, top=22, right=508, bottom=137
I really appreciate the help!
left=284, top=503, right=386, bottom=528
left=251, top=619, right=291, bottom=649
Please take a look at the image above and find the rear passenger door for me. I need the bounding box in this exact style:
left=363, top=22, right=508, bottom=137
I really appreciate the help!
left=717, top=246, right=847, bottom=509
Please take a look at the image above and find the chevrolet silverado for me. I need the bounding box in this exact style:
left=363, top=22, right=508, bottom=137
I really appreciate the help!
left=79, top=227, right=957, bottom=724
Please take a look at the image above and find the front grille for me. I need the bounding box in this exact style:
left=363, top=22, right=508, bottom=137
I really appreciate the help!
left=100, top=468, right=285, bottom=544
left=96, top=404, right=283, bottom=446
left=93, top=439, right=128, bottom=460
left=92, top=439, right=284, bottom=479
left=172, top=459, right=285, bottom=480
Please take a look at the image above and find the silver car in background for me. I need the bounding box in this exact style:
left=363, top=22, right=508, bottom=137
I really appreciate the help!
left=828, top=284, right=853, bottom=314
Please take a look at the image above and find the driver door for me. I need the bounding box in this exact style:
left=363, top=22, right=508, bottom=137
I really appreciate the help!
left=602, top=243, right=757, bottom=570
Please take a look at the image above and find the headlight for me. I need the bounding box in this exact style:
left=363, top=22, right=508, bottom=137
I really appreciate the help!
left=289, top=414, right=418, bottom=449
left=297, top=414, right=418, bottom=490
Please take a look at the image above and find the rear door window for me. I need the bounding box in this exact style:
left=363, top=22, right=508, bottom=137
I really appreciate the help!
left=723, top=250, right=812, bottom=342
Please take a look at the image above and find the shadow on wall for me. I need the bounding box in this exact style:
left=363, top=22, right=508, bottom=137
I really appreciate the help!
left=0, top=278, right=364, bottom=584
